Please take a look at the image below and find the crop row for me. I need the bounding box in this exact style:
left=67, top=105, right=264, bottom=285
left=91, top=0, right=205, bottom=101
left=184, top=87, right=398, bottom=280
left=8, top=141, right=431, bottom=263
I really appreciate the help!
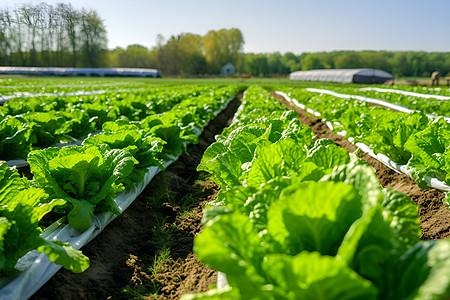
left=0, top=84, right=242, bottom=299
left=0, top=85, right=217, bottom=161
left=387, top=85, right=450, bottom=97
left=322, top=86, right=450, bottom=117
left=279, top=88, right=450, bottom=193
left=184, top=85, right=450, bottom=300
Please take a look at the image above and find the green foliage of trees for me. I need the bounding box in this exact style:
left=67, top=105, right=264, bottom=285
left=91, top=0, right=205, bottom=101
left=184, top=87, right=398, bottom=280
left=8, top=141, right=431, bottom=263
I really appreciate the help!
left=0, top=3, right=107, bottom=67
left=293, top=51, right=449, bottom=77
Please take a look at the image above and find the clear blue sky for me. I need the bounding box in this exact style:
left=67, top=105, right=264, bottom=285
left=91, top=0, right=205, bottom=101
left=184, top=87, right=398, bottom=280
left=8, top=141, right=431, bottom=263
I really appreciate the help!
left=3, top=0, right=450, bottom=54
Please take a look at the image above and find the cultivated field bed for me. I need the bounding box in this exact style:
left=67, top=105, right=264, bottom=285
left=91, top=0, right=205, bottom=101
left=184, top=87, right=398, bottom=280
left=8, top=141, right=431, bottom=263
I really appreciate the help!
left=1, top=77, right=450, bottom=299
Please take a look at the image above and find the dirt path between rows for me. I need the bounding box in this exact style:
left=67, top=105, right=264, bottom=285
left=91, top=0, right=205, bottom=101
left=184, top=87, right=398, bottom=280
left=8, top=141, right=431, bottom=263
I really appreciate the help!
left=271, top=92, right=450, bottom=240
left=31, top=94, right=242, bottom=300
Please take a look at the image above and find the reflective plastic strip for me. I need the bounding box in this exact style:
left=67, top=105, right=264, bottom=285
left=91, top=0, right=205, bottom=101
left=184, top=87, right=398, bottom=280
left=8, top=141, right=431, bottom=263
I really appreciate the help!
left=359, top=87, right=450, bottom=100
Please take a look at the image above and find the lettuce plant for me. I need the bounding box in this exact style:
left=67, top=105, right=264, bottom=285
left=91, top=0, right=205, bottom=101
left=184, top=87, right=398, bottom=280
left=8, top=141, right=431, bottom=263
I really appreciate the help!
left=0, top=162, right=89, bottom=276
left=28, top=144, right=135, bottom=233
left=0, top=117, right=32, bottom=160
left=83, top=121, right=165, bottom=185
left=184, top=85, right=450, bottom=300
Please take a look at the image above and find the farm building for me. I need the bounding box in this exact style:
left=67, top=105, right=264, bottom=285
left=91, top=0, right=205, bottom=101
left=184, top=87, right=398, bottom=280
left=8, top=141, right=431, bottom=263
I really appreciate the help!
left=290, top=68, right=394, bottom=84
left=0, top=67, right=162, bottom=78
left=220, top=63, right=235, bottom=76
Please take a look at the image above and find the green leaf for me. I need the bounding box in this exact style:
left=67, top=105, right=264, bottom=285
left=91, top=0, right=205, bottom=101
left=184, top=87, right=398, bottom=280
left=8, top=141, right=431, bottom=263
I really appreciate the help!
left=322, top=154, right=382, bottom=212
left=243, top=139, right=307, bottom=188
left=394, top=240, right=450, bottom=300
left=405, top=118, right=450, bottom=186
left=194, top=212, right=267, bottom=299
left=380, top=188, right=421, bottom=250
left=180, top=286, right=239, bottom=300
left=262, top=252, right=378, bottom=300
left=307, top=138, right=350, bottom=170
left=267, top=181, right=362, bottom=256
left=336, top=206, right=393, bottom=291
left=36, top=240, right=90, bottom=273
left=197, top=142, right=244, bottom=188
left=67, top=198, right=95, bottom=233
left=0, top=117, right=32, bottom=160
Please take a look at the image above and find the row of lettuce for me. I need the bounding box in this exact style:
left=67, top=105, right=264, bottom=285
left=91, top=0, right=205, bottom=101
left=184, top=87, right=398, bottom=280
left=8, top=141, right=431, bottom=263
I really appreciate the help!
left=0, top=85, right=241, bottom=279
left=324, top=86, right=450, bottom=117
left=384, top=85, right=450, bottom=97
left=0, top=85, right=215, bottom=161
left=183, top=85, right=450, bottom=300
left=0, top=79, right=152, bottom=94
left=280, top=88, right=450, bottom=191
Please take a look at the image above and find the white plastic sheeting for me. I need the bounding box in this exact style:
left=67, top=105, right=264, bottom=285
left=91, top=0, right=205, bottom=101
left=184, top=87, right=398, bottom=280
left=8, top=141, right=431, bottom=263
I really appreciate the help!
left=0, top=67, right=161, bottom=78
left=275, top=90, right=450, bottom=193
left=0, top=94, right=236, bottom=300
left=359, top=87, right=450, bottom=100
left=0, top=87, right=148, bottom=103
left=289, top=68, right=394, bottom=84
left=306, top=88, right=450, bottom=123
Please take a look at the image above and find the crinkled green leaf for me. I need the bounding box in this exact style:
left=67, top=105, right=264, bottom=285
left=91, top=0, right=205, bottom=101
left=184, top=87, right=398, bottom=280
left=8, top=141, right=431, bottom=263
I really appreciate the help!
left=307, top=138, right=350, bottom=170
left=267, top=181, right=362, bottom=256
left=0, top=117, right=32, bottom=160
left=262, top=252, right=378, bottom=300
left=394, top=240, right=450, bottom=300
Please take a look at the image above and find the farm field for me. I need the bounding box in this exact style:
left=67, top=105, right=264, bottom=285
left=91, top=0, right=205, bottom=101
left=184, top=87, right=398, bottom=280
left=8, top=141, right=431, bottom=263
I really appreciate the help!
left=1, top=76, right=450, bottom=299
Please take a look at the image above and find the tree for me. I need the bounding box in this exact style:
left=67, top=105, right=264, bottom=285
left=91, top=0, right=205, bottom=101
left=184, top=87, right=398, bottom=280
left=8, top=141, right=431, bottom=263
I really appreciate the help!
left=202, top=28, right=244, bottom=74
left=333, top=52, right=362, bottom=69
left=59, top=3, right=80, bottom=67
left=79, top=8, right=107, bottom=67
left=302, top=53, right=325, bottom=70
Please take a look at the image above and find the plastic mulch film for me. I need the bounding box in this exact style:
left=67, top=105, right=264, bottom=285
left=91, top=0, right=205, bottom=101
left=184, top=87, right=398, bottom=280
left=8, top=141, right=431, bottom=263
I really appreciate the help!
left=5, top=130, right=102, bottom=169
left=305, top=88, right=450, bottom=123
left=275, top=91, right=450, bottom=193
left=0, top=94, right=237, bottom=300
left=358, top=87, right=450, bottom=100
left=0, top=88, right=149, bottom=103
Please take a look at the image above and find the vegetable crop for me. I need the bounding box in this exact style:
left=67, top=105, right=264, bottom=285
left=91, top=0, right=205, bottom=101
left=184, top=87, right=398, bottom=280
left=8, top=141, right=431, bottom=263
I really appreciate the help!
left=184, top=86, right=450, bottom=300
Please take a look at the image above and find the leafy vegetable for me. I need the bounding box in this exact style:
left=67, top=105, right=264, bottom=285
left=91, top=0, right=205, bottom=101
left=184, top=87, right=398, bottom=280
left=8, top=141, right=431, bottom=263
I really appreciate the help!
left=28, top=144, right=135, bottom=232
left=0, top=162, right=89, bottom=275
left=0, top=117, right=32, bottom=160
left=83, top=121, right=165, bottom=185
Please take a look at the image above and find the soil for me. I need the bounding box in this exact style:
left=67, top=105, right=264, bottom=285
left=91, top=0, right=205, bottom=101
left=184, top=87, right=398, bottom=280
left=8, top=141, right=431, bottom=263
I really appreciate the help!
left=31, top=94, right=241, bottom=300
left=29, top=89, right=450, bottom=299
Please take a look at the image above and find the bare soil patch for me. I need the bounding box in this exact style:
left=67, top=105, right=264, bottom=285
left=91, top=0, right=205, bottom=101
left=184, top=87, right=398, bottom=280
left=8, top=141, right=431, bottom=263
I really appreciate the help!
left=271, top=92, right=450, bottom=240
left=31, top=94, right=241, bottom=300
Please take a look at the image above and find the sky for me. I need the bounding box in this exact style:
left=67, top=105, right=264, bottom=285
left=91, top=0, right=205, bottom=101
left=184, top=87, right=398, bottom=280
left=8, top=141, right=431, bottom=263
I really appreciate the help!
left=2, top=0, right=450, bottom=54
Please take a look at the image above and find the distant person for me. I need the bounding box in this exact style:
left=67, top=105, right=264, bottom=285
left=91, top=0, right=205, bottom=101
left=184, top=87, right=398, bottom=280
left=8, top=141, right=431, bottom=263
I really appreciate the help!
left=431, top=71, right=440, bottom=86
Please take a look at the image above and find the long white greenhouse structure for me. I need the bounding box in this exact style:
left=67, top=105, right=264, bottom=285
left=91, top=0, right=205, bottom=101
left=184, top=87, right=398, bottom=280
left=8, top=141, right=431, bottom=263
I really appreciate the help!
left=290, top=68, right=394, bottom=84
left=0, top=67, right=162, bottom=78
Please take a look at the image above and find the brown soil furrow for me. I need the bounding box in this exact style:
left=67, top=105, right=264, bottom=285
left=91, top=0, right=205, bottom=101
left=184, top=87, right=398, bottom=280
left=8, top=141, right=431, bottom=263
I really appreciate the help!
left=271, top=91, right=450, bottom=240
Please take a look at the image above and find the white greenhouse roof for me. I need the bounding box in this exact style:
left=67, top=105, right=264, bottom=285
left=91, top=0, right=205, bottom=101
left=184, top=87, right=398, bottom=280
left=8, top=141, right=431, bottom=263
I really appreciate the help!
left=0, top=67, right=162, bottom=78
left=289, top=68, right=394, bottom=84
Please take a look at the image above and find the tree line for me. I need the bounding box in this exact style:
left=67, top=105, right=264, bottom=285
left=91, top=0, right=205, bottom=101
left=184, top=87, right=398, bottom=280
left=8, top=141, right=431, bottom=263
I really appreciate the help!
left=110, top=44, right=449, bottom=78
left=0, top=3, right=448, bottom=77
left=0, top=2, right=107, bottom=67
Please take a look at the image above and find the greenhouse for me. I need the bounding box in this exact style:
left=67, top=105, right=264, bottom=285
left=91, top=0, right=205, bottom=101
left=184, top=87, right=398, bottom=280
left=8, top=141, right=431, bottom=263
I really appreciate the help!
left=290, top=68, right=394, bottom=84
left=0, top=67, right=162, bottom=78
